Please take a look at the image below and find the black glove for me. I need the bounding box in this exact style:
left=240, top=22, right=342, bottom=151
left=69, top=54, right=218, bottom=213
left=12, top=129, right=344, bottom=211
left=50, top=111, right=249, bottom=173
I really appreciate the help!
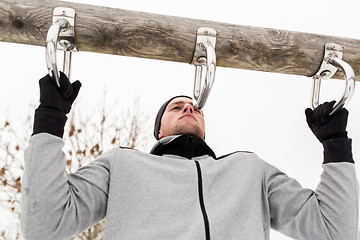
left=32, top=72, right=81, bottom=138
left=305, top=101, right=348, bottom=143
left=305, top=101, right=353, bottom=164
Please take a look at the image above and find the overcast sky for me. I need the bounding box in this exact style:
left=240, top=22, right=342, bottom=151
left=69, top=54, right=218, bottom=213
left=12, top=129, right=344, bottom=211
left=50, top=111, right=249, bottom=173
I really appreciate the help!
left=1, top=0, right=360, bottom=239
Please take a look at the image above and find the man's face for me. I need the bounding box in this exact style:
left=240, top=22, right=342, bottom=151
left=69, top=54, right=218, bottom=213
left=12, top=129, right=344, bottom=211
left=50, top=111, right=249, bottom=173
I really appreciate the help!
left=159, top=97, right=205, bottom=139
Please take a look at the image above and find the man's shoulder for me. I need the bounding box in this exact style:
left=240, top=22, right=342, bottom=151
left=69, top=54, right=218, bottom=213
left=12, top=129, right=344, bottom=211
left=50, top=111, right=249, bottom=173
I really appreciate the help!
left=216, top=150, right=256, bottom=160
left=215, top=151, right=269, bottom=168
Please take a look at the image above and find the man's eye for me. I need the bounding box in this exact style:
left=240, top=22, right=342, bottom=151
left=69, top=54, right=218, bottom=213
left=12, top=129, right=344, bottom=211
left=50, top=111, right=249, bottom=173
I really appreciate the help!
left=172, top=107, right=180, bottom=110
left=194, top=108, right=201, bottom=113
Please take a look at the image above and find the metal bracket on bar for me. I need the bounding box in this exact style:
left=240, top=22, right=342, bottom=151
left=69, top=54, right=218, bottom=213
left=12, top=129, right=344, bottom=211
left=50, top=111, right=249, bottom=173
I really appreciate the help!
left=311, top=43, right=355, bottom=115
left=191, top=27, right=217, bottom=109
left=46, top=7, right=77, bottom=87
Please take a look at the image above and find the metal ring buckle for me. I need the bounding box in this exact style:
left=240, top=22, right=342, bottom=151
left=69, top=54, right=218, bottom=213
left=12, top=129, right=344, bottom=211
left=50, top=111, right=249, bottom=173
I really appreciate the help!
left=45, top=7, right=76, bottom=87
left=311, top=43, right=355, bottom=115
left=191, top=28, right=217, bottom=109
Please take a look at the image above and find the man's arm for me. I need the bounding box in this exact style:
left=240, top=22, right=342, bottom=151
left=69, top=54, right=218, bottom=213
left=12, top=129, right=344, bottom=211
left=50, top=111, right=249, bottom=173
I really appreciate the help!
left=265, top=159, right=358, bottom=239
left=21, top=73, right=109, bottom=239
left=21, top=133, right=110, bottom=240
left=266, top=102, right=358, bottom=239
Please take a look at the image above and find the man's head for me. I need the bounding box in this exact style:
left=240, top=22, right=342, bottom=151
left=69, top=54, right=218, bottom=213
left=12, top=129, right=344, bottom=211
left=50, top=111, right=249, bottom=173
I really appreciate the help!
left=154, top=96, right=205, bottom=140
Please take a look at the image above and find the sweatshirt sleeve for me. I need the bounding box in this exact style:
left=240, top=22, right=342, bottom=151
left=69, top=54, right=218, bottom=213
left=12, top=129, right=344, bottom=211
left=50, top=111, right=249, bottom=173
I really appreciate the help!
left=264, top=161, right=359, bottom=240
left=21, top=133, right=114, bottom=240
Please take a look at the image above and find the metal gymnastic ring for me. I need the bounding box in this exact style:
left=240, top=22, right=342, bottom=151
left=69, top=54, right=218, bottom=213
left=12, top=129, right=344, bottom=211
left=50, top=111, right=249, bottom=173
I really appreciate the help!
left=45, top=19, right=72, bottom=87
left=193, top=42, right=216, bottom=109
left=311, top=56, right=355, bottom=115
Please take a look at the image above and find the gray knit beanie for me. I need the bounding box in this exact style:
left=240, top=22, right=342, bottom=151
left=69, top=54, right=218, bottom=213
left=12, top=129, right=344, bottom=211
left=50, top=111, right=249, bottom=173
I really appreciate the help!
left=153, top=95, right=192, bottom=140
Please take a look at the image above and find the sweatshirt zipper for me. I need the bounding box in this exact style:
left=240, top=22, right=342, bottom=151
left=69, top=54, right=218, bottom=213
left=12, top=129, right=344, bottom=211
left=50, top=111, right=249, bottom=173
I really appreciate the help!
left=195, top=160, right=210, bottom=240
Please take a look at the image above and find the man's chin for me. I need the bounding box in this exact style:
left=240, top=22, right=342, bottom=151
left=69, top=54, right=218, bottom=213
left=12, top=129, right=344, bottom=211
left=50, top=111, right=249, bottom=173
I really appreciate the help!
left=176, top=127, right=204, bottom=140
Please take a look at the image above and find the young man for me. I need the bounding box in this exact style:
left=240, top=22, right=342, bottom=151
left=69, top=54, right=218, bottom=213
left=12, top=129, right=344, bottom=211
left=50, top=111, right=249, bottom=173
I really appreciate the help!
left=21, top=73, right=358, bottom=240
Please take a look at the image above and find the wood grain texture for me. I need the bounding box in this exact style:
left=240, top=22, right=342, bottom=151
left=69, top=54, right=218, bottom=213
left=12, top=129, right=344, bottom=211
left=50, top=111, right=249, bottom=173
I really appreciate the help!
left=1, top=0, right=359, bottom=79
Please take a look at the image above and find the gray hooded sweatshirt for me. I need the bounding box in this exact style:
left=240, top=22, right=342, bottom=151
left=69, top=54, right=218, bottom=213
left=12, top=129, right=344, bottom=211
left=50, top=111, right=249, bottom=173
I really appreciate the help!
left=21, top=133, right=358, bottom=239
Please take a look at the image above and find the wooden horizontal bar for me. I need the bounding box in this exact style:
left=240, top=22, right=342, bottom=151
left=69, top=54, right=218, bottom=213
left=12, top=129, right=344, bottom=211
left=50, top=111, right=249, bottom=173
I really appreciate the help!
left=1, top=0, right=359, bottom=79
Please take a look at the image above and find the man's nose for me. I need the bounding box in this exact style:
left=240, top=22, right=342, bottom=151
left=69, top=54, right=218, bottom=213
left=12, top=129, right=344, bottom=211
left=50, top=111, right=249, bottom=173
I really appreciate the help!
left=182, top=104, right=194, bottom=114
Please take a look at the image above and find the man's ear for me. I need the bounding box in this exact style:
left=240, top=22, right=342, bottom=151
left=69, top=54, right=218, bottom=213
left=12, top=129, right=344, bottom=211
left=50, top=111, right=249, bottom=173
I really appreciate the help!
left=158, top=131, right=163, bottom=139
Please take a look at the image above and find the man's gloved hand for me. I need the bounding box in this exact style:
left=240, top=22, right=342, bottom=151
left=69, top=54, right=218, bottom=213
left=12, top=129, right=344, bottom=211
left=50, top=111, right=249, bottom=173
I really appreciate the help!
left=39, top=72, right=81, bottom=114
left=305, top=101, right=348, bottom=143
left=305, top=101, right=353, bottom=164
left=33, top=72, right=81, bottom=138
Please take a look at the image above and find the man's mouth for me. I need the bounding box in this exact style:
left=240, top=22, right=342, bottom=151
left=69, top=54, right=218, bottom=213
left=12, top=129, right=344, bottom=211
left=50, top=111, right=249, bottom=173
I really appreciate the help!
left=179, top=114, right=197, bottom=121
